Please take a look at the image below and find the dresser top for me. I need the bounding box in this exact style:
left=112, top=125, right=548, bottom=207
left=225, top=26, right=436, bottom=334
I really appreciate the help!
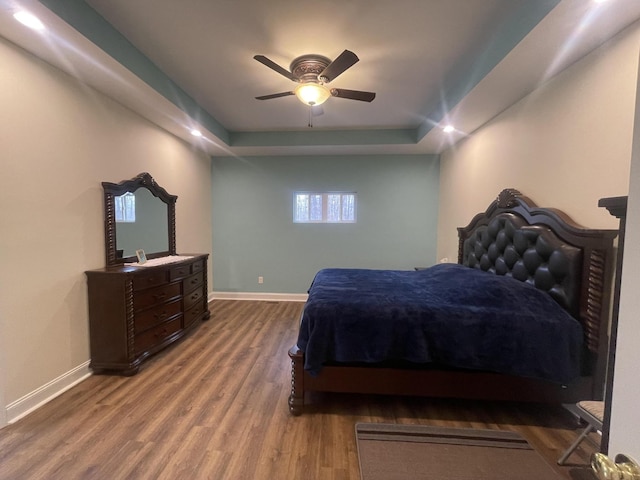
left=85, top=253, right=208, bottom=275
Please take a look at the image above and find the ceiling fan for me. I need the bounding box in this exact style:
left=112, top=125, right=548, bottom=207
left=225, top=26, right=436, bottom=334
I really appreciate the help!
left=253, top=50, right=376, bottom=107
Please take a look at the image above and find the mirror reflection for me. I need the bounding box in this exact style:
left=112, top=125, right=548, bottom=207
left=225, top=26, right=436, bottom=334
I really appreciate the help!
left=115, top=188, right=169, bottom=258
left=102, top=172, right=177, bottom=266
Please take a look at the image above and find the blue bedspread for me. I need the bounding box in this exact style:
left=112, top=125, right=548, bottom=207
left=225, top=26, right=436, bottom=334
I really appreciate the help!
left=296, top=264, right=584, bottom=383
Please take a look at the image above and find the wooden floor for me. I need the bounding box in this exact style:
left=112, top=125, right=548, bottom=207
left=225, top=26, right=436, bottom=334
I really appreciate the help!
left=0, top=300, right=599, bottom=480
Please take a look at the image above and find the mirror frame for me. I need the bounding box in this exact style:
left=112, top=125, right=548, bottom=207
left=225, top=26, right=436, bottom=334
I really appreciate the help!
left=102, top=172, right=177, bottom=266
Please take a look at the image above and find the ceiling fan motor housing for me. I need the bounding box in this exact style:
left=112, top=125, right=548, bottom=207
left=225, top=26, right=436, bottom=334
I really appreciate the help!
left=290, top=54, right=331, bottom=84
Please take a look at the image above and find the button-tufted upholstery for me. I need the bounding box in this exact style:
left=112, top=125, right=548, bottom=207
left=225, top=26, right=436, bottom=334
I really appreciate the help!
left=461, top=213, right=582, bottom=316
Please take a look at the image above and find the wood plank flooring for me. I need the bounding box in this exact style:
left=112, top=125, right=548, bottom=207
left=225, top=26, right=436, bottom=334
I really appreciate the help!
left=0, top=300, right=599, bottom=479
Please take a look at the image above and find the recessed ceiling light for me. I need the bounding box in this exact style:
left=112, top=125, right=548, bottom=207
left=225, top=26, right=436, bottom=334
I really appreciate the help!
left=190, top=129, right=203, bottom=137
left=13, top=11, right=45, bottom=31
left=443, top=125, right=455, bottom=133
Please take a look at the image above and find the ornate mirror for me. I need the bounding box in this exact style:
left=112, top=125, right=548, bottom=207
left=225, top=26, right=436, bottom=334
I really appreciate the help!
left=102, top=172, right=177, bottom=266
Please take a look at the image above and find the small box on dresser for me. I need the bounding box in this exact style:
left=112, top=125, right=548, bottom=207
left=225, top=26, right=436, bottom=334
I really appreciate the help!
left=85, top=254, right=209, bottom=375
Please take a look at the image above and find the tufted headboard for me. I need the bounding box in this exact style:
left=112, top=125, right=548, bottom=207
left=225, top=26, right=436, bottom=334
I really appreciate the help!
left=460, top=211, right=583, bottom=316
left=457, top=189, right=617, bottom=383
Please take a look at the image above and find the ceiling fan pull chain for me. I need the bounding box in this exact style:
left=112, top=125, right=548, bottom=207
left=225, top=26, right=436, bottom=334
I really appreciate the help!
left=308, top=107, right=313, bottom=128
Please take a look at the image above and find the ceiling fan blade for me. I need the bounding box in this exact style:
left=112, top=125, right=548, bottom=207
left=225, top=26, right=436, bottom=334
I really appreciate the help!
left=318, top=50, right=359, bottom=83
left=253, top=55, right=297, bottom=82
left=330, top=88, right=376, bottom=102
left=255, top=91, right=295, bottom=100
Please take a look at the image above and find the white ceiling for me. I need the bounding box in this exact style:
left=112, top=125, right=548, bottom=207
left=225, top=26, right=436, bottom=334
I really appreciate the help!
left=1, top=0, right=640, bottom=156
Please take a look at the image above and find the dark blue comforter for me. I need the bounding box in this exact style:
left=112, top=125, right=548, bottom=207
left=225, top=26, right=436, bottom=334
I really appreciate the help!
left=296, top=264, right=584, bottom=383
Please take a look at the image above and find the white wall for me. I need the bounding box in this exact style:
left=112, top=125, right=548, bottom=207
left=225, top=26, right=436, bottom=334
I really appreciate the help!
left=608, top=48, right=640, bottom=461
left=437, top=21, right=640, bottom=262
left=0, top=36, right=212, bottom=423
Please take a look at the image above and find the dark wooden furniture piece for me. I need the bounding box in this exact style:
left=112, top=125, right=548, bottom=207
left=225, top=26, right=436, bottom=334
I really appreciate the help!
left=86, top=254, right=209, bottom=375
left=86, top=173, right=210, bottom=375
left=288, top=189, right=618, bottom=414
left=598, top=195, right=628, bottom=454
left=102, top=172, right=176, bottom=266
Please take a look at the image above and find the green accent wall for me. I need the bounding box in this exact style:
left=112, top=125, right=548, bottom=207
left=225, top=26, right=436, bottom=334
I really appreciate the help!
left=211, top=154, right=439, bottom=293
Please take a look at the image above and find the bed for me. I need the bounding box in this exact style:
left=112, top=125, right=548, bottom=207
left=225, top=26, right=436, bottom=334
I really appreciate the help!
left=288, top=188, right=617, bottom=415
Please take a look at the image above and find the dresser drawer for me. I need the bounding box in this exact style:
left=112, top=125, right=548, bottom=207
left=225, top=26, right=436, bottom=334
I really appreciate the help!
left=169, top=263, right=192, bottom=282
left=191, top=259, right=205, bottom=274
left=134, top=299, right=182, bottom=333
left=134, top=282, right=181, bottom=311
left=134, top=317, right=181, bottom=355
left=183, top=271, right=204, bottom=293
left=183, top=301, right=207, bottom=329
left=133, top=270, right=169, bottom=291
left=184, top=286, right=204, bottom=310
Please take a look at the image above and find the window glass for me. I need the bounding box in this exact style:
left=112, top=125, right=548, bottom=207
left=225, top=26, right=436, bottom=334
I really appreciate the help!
left=294, top=192, right=356, bottom=223
left=115, top=192, right=136, bottom=223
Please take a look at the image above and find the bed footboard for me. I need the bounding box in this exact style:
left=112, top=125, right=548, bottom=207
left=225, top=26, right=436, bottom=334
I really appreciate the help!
left=288, top=344, right=597, bottom=415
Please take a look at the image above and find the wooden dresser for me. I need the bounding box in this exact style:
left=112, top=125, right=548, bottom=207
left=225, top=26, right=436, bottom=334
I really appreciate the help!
left=86, top=254, right=210, bottom=375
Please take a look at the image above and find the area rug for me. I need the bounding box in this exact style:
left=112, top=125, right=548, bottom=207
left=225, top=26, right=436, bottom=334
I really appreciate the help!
left=355, top=423, right=563, bottom=480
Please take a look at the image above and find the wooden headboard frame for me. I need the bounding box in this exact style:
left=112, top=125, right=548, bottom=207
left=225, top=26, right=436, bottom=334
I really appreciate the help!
left=457, top=188, right=617, bottom=394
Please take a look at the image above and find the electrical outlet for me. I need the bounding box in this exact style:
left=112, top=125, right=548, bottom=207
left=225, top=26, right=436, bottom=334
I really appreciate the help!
left=258, top=276, right=264, bottom=284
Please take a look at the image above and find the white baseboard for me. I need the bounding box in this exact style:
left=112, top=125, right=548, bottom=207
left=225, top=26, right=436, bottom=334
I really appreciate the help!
left=6, top=361, right=92, bottom=424
left=209, top=291, right=308, bottom=302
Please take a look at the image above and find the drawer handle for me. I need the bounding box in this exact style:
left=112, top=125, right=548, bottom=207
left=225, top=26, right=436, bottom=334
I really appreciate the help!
left=154, top=311, right=168, bottom=320
left=191, top=293, right=200, bottom=300
left=190, top=278, right=199, bottom=285
left=154, top=328, right=168, bottom=338
left=153, top=293, right=167, bottom=301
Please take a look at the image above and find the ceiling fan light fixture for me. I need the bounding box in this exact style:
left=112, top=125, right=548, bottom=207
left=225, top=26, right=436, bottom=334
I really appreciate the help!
left=295, top=83, right=331, bottom=106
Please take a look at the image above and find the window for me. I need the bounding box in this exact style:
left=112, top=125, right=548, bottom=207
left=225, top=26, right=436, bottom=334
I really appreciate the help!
left=294, top=192, right=356, bottom=223
left=115, top=192, right=136, bottom=223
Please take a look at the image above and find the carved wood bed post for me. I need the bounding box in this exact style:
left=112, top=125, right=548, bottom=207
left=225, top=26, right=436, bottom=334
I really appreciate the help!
left=583, top=247, right=613, bottom=400
left=598, top=195, right=628, bottom=454
left=288, top=346, right=305, bottom=415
